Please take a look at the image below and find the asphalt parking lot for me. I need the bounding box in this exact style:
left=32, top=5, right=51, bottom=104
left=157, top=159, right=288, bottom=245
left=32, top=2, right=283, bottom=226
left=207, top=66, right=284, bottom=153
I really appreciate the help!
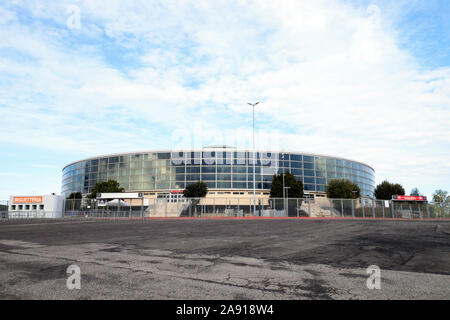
left=0, top=218, right=449, bottom=299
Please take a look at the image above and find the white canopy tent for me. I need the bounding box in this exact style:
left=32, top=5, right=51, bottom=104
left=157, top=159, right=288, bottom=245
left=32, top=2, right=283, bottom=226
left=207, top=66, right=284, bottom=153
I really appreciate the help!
left=98, top=199, right=130, bottom=207
left=107, top=199, right=130, bottom=206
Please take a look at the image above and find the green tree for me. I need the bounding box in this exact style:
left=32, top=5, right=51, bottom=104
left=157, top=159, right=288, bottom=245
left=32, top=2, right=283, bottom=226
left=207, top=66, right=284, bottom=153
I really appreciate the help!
left=88, top=180, right=125, bottom=199
left=430, top=190, right=449, bottom=218
left=183, top=181, right=208, bottom=198
left=325, top=179, right=360, bottom=199
left=67, top=192, right=82, bottom=200
left=374, top=180, right=405, bottom=200
left=270, top=171, right=304, bottom=198
left=432, top=189, right=449, bottom=204
left=410, top=188, right=421, bottom=196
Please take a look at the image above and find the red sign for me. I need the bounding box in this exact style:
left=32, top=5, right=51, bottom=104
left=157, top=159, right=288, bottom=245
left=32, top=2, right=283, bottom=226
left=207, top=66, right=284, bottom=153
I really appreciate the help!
left=393, top=195, right=425, bottom=201
left=170, top=190, right=184, bottom=194
left=14, top=196, right=43, bottom=203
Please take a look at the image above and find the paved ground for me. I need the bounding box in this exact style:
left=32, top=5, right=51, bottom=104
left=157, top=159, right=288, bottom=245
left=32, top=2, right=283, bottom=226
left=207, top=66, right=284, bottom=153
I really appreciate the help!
left=0, top=218, right=449, bottom=299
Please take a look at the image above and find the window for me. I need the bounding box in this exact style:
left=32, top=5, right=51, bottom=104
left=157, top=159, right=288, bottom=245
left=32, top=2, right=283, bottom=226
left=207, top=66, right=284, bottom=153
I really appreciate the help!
left=316, top=178, right=326, bottom=185
left=109, top=157, right=119, bottom=163
left=39, top=205, right=44, bottom=210
left=32, top=205, right=37, bottom=210
left=233, top=157, right=246, bottom=165
left=175, top=174, right=186, bottom=182
left=119, top=155, right=130, bottom=162
left=217, top=174, right=231, bottom=181
left=316, top=194, right=326, bottom=198
left=248, top=182, right=263, bottom=189
left=316, top=185, right=326, bottom=192
left=233, top=174, right=247, bottom=181
left=186, top=166, right=200, bottom=173
left=217, top=166, right=231, bottom=173
left=130, top=162, right=142, bottom=169
left=304, top=177, right=314, bottom=184
left=232, top=166, right=246, bottom=173
left=205, top=182, right=216, bottom=189
left=303, top=162, right=314, bottom=169
left=291, top=162, right=302, bottom=168
left=201, top=174, right=215, bottom=181
left=202, top=166, right=216, bottom=173
left=315, top=170, right=325, bottom=177
left=11, top=205, right=16, bottom=210
left=248, top=167, right=261, bottom=173
left=279, top=160, right=289, bottom=168
left=175, top=167, right=185, bottom=174
left=261, top=167, right=276, bottom=175
left=233, top=151, right=246, bottom=159
left=217, top=182, right=231, bottom=188
left=186, top=174, right=200, bottom=181
left=304, top=169, right=314, bottom=177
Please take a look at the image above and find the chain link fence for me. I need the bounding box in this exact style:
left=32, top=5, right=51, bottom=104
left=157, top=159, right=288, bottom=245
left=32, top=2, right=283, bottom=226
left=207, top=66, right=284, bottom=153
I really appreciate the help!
left=58, top=197, right=450, bottom=219
left=1, top=198, right=449, bottom=221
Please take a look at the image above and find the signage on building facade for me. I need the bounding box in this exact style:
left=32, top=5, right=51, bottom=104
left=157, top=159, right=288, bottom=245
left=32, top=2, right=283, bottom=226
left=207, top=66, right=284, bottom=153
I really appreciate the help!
left=392, top=195, right=426, bottom=201
left=14, top=196, right=43, bottom=203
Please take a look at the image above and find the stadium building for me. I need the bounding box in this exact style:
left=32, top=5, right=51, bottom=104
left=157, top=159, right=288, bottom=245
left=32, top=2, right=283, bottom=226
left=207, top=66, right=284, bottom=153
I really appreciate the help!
left=62, top=146, right=375, bottom=200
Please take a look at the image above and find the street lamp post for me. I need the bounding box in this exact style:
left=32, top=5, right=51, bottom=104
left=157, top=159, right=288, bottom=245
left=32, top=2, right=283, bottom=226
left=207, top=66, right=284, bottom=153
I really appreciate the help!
left=248, top=102, right=259, bottom=216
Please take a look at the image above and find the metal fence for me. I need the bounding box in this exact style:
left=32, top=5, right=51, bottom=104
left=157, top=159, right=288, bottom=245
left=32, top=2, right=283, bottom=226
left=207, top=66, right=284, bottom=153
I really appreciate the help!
left=1, top=198, right=448, bottom=221
left=59, top=198, right=450, bottom=219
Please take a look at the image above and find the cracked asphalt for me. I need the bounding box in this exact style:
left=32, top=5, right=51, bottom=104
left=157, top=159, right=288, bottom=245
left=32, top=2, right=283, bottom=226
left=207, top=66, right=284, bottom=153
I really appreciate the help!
left=0, top=218, right=449, bottom=299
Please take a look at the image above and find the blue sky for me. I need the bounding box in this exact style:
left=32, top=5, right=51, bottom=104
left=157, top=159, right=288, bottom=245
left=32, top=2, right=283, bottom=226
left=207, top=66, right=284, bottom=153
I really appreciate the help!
left=0, top=0, right=449, bottom=199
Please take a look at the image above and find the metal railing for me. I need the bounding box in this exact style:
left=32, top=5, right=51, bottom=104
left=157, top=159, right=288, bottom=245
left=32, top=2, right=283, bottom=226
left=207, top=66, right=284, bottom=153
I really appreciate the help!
left=0, top=211, right=76, bottom=223
left=1, top=198, right=448, bottom=221
left=59, top=198, right=450, bottom=219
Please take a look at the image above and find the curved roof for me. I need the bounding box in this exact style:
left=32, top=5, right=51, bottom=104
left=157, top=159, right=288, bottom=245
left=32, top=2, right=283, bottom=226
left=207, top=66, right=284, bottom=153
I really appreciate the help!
left=63, top=147, right=375, bottom=172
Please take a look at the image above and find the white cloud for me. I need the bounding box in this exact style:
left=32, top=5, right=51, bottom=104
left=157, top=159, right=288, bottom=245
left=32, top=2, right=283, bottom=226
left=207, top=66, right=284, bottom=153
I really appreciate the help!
left=0, top=6, right=16, bottom=24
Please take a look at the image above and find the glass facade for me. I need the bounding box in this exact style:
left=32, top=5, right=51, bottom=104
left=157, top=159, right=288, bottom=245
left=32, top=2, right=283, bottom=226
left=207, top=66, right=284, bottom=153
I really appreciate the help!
left=62, top=150, right=376, bottom=197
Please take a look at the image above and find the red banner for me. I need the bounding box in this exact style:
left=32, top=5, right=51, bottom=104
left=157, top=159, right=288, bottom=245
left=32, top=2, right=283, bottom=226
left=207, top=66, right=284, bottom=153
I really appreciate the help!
left=393, top=195, right=425, bottom=201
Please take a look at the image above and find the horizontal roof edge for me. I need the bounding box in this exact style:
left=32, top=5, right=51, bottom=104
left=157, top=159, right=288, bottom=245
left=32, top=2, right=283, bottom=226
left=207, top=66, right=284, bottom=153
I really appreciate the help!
left=63, top=149, right=375, bottom=172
